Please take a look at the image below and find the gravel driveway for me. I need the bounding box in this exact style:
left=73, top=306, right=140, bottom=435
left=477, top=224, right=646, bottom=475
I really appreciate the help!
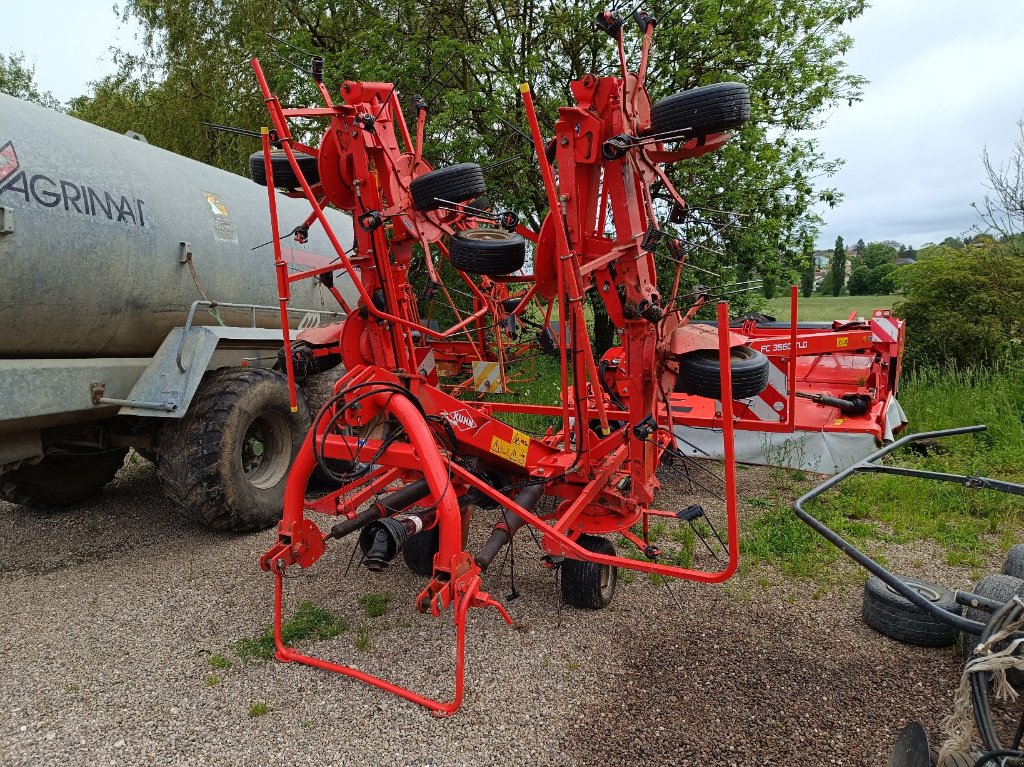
left=0, top=457, right=1002, bottom=766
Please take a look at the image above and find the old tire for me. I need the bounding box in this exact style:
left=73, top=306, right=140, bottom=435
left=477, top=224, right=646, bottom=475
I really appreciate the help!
left=561, top=534, right=618, bottom=610
left=156, top=367, right=311, bottom=532
left=650, top=82, right=750, bottom=141
left=862, top=575, right=959, bottom=647
left=249, top=149, right=320, bottom=188
left=449, top=228, right=526, bottom=275
left=402, top=526, right=440, bottom=576
left=1001, top=544, right=1024, bottom=579
left=410, top=163, right=486, bottom=211
left=961, top=573, right=1024, bottom=684
left=0, top=449, right=128, bottom=508
left=674, top=346, right=770, bottom=400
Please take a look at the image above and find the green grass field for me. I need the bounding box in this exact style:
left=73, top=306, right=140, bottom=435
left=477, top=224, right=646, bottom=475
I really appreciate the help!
left=764, top=293, right=896, bottom=322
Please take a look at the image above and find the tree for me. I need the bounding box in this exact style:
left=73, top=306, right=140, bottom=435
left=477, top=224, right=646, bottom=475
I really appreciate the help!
left=830, top=235, right=846, bottom=296
left=894, top=240, right=1024, bottom=368
left=800, top=238, right=815, bottom=298
left=77, top=0, right=868, bottom=299
left=855, top=237, right=865, bottom=254
left=0, top=50, right=62, bottom=110
left=974, top=118, right=1024, bottom=255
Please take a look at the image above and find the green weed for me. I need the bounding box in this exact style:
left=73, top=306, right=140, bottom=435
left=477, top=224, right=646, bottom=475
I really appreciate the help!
left=354, top=625, right=372, bottom=653
left=248, top=702, right=270, bottom=718
left=208, top=653, right=233, bottom=670
left=205, top=674, right=222, bottom=687
left=358, top=593, right=391, bottom=618
left=234, top=602, right=348, bottom=664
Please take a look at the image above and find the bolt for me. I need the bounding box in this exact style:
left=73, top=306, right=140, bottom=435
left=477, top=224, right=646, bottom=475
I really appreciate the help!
left=602, top=282, right=610, bottom=292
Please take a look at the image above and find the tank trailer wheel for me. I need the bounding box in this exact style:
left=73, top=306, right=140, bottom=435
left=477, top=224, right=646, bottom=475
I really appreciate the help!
left=156, top=367, right=310, bottom=532
left=561, top=534, right=618, bottom=610
left=249, top=149, right=321, bottom=188
left=674, top=346, right=770, bottom=400
left=409, top=163, right=486, bottom=212
left=0, top=449, right=129, bottom=508
left=862, top=575, right=959, bottom=648
left=650, top=82, right=751, bottom=141
left=448, top=228, right=527, bottom=275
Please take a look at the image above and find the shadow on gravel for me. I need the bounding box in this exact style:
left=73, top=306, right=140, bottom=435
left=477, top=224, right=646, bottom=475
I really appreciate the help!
left=0, top=458, right=236, bottom=576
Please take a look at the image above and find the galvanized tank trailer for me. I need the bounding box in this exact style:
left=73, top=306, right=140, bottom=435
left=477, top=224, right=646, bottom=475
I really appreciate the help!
left=0, top=93, right=355, bottom=530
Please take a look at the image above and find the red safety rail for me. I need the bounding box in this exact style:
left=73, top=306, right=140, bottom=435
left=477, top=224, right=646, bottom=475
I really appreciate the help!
left=250, top=9, right=755, bottom=714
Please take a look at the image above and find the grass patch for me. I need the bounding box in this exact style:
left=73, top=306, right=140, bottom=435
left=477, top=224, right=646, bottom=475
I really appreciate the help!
left=358, top=593, right=391, bottom=618
left=354, top=625, right=372, bottom=653
left=208, top=653, right=233, bottom=670
left=765, top=293, right=895, bottom=322
left=741, top=362, right=1024, bottom=576
left=205, top=674, right=222, bottom=687
left=248, top=702, right=270, bottom=718
left=233, top=602, right=348, bottom=664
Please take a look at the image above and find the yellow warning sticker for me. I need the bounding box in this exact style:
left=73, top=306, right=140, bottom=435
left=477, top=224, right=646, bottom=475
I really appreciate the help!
left=836, top=337, right=849, bottom=348
left=489, top=430, right=530, bottom=466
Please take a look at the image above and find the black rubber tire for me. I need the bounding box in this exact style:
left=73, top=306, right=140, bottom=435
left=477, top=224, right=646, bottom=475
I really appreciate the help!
left=1001, top=543, right=1024, bottom=579
left=249, top=149, right=320, bottom=188
left=402, top=526, right=440, bottom=576
left=561, top=534, right=618, bottom=610
left=0, top=449, right=128, bottom=508
left=961, top=573, right=1024, bottom=683
left=929, top=748, right=978, bottom=767
left=409, top=163, right=486, bottom=211
left=156, top=367, right=311, bottom=532
left=650, top=82, right=751, bottom=141
left=449, top=228, right=526, bottom=275
left=862, top=575, right=959, bottom=647
left=674, top=345, right=770, bottom=400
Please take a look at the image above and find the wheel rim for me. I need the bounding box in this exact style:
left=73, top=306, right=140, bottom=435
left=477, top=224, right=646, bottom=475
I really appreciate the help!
left=461, top=228, right=511, bottom=242
left=599, top=564, right=618, bottom=602
left=240, top=412, right=291, bottom=490
left=885, top=581, right=941, bottom=602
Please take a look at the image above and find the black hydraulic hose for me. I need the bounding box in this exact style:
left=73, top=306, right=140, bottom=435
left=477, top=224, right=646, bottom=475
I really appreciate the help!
left=971, top=596, right=1024, bottom=752
left=794, top=424, right=1024, bottom=637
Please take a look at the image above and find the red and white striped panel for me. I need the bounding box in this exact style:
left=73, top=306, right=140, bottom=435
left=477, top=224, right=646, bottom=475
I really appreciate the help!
left=870, top=313, right=900, bottom=344
left=737, top=356, right=788, bottom=422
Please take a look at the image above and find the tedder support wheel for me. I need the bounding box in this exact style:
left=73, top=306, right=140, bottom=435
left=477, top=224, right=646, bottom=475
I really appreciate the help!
left=156, top=367, right=311, bottom=532
left=409, top=163, right=486, bottom=211
left=674, top=346, right=770, bottom=400
left=1001, top=543, right=1024, bottom=579
left=862, top=575, right=959, bottom=648
left=249, top=149, right=321, bottom=188
left=402, top=526, right=440, bottom=576
left=0, top=449, right=129, bottom=508
left=561, top=534, right=618, bottom=610
left=448, top=228, right=526, bottom=275
left=961, top=573, right=1024, bottom=684
left=650, top=82, right=751, bottom=141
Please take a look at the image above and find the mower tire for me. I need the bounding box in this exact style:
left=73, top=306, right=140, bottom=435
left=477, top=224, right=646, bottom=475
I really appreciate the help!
left=1001, top=544, right=1024, bottom=579
left=0, top=449, right=129, bottom=508
left=650, top=82, right=750, bottom=141
left=249, top=149, right=320, bottom=188
left=674, top=345, right=770, bottom=400
left=862, top=575, right=959, bottom=647
left=410, top=163, right=486, bottom=211
left=156, top=367, right=310, bottom=532
left=561, top=534, right=618, bottom=610
left=449, top=228, right=526, bottom=275
left=929, top=749, right=978, bottom=767
left=961, top=573, right=1024, bottom=684
left=402, top=526, right=440, bottom=576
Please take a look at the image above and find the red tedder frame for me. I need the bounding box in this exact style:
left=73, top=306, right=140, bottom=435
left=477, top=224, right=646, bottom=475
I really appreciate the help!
left=251, top=9, right=749, bottom=715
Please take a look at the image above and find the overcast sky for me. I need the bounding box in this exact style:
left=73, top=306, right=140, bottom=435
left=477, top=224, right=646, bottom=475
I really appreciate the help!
left=5, top=1, right=1023, bottom=251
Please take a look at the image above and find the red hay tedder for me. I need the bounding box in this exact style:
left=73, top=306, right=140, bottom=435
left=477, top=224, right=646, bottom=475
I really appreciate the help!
left=243, top=9, right=905, bottom=715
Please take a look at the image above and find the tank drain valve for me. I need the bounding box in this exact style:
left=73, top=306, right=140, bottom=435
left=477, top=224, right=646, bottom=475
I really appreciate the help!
left=90, top=383, right=176, bottom=412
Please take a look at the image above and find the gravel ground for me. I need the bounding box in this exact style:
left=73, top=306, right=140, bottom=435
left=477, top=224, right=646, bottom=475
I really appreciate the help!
left=0, top=455, right=1014, bottom=767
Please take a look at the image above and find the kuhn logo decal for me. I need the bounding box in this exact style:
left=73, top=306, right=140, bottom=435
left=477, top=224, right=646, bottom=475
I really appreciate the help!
left=0, top=139, right=147, bottom=227
left=441, top=409, right=477, bottom=432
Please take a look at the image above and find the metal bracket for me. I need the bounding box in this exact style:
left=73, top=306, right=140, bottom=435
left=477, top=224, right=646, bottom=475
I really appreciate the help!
left=179, top=241, right=192, bottom=264
left=0, top=206, right=12, bottom=234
